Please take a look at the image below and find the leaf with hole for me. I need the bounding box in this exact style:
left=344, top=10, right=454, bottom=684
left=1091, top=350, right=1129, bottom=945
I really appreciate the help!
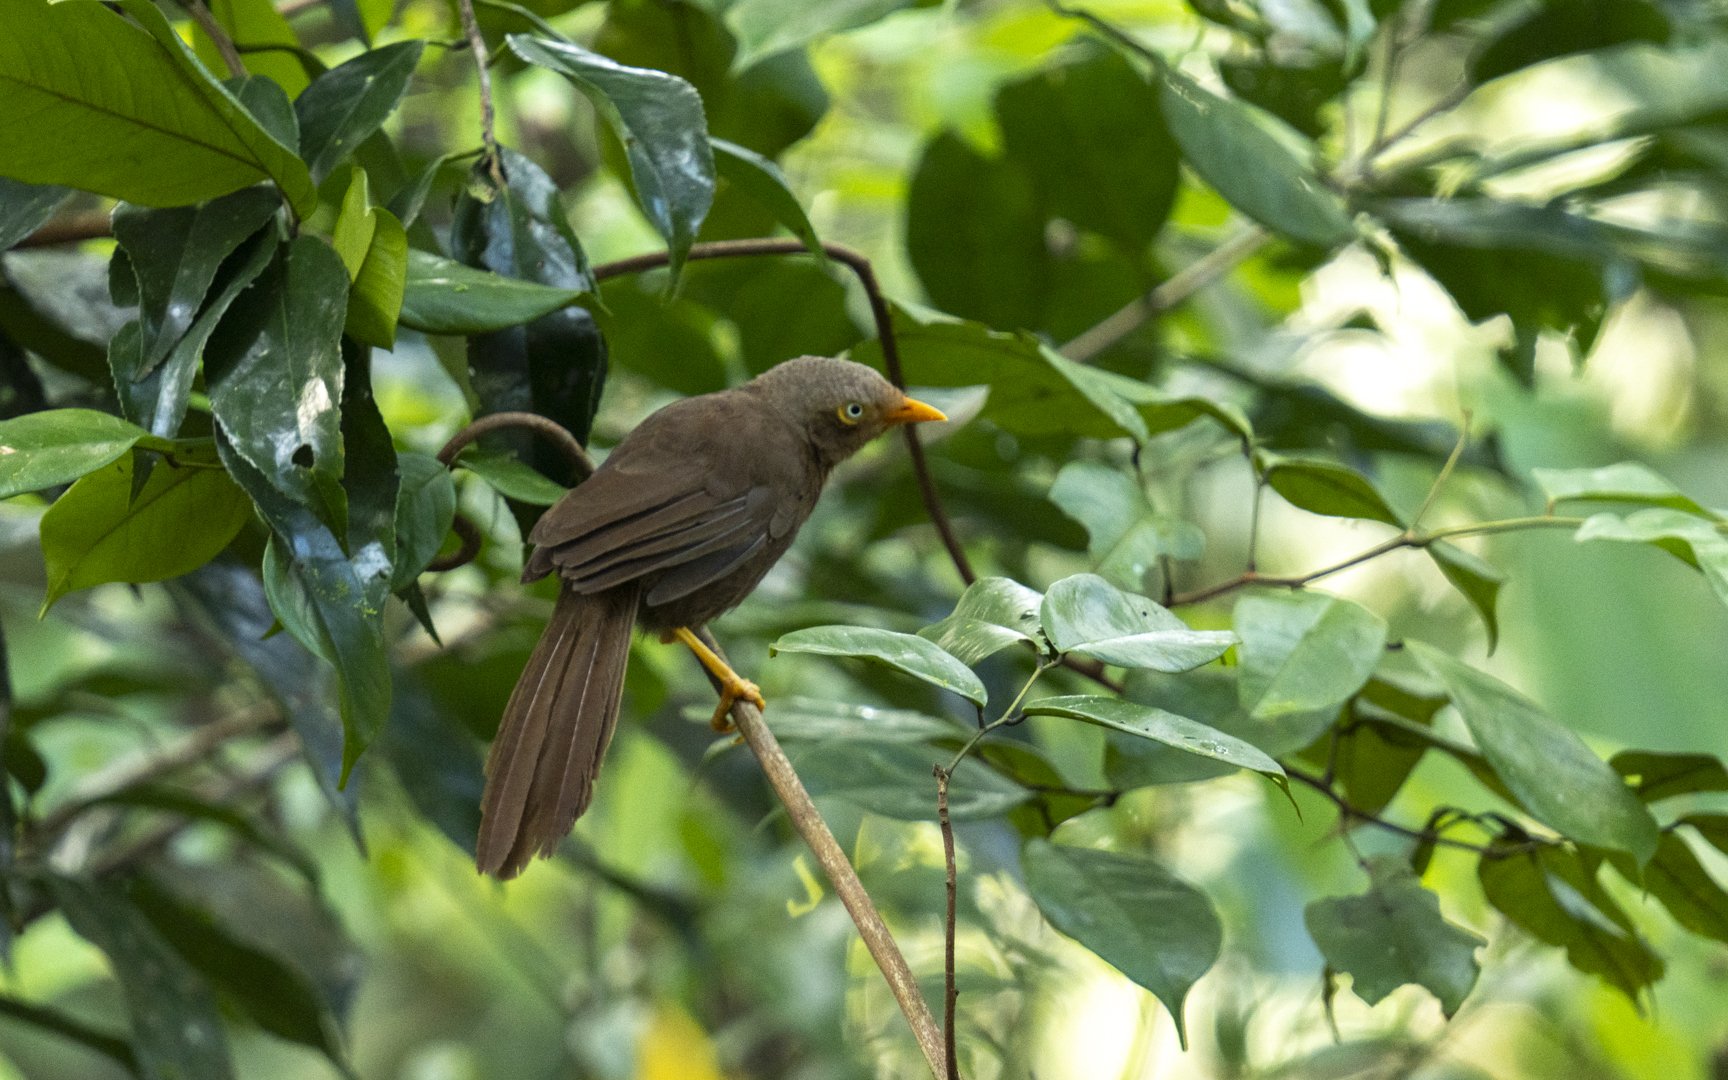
left=1042, top=574, right=1235, bottom=671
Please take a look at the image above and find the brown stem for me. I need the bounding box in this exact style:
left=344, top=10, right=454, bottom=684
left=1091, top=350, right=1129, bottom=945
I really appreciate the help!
left=185, top=0, right=248, bottom=79
left=1281, top=764, right=1543, bottom=856
left=453, top=0, right=502, bottom=182
left=698, top=628, right=947, bottom=1078
left=436, top=410, right=595, bottom=476
left=934, top=767, right=960, bottom=1080
left=16, top=212, right=112, bottom=249
left=427, top=513, right=483, bottom=573
left=592, top=238, right=976, bottom=586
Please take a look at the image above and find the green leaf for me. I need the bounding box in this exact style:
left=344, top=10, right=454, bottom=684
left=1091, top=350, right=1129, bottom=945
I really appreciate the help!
left=391, top=451, right=456, bottom=590
left=1048, top=461, right=1204, bottom=591
left=770, top=625, right=988, bottom=707
left=917, top=576, right=1046, bottom=667
left=1427, top=541, right=1503, bottom=652
left=398, top=249, right=587, bottom=335
left=294, top=40, right=426, bottom=187
left=1156, top=69, right=1353, bottom=248
left=709, top=137, right=823, bottom=260
left=1021, top=695, right=1287, bottom=792
left=1262, top=454, right=1404, bottom=526
left=1304, top=856, right=1484, bottom=1016
left=1609, top=750, right=1728, bottom=803
left=725, top=0, right=918, bottom=72
left=789, top=740, right=1027, bottom=820
left=1683, top=814, right=1728, bottom=858
left=99, top=785, right=317, bottom=886
left=1531, top=462, right=1721, bottom=521
left=198, top=0, right=312, bottom=98
left=1235, top=591, right=1387, bottom=720
left=38, top=444, right=252, bottom=612
left=0, top=0, right=314, bottom=216
left=1022, top=838, right=1221, bottom=1049
left=332, top=170, right=407, bottom=348
left=1643, top=831, right=1728, bottom=944
left=0, top=178, right=70, bottom=250
left=51, top=875, right=233, bottom=1080
left=1572, top=509, right=1728, bottom=610
left=1409, top=641, right=1659, bottom=866
left=762, top=696, right=970, bottom=743
left=330, top=168, right=378, bottom=280
left=0, top=408, right=164, bottom=499
left=1330, top=700, right=1430, bottom=816
left=1472, top=0, right=1668, bottom=84
left=456, top=448, right=570, bottom=506
left=507, top=34, right=714, bottom=280
left=1042, top=574, right=1235, bottom=671
left=0, top=994, right=138, bottom=1076
left=1478, top=843, right=1663, bottom=1002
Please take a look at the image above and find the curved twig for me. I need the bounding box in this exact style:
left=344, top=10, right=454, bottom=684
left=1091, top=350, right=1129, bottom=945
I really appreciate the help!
left=429, top=411, right=595, bottom=572
left=427, top=514, right=483, bottom=573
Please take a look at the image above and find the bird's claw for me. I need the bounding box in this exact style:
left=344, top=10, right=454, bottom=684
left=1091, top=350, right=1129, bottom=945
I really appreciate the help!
left=710, top=676, right=764, bottom=732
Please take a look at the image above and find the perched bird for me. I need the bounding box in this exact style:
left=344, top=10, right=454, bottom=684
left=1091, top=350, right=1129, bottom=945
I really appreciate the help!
left=477, top=356, right=947, bottom=878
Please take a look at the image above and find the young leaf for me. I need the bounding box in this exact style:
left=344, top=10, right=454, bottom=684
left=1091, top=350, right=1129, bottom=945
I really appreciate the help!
left=456, top=448, right=571, bottom=506
left=391, top=451, right=456, bottom=590
left=330, top=169, right=378, bottom=280
left=1572, top=509, right=1728, bottom=610
left=770, top=625, right=988, bottom=707
left=507, top=35, right=714, bottom=279
left=1048, top=461, right=1204, bottom=591
left=38, top=445, right=252, bottom=613
left=709, top=138, right=824, bottom=260
left=790, top=741, right=1028, bottom=821
left=1642, top=832, right=1728, bottom=944
left=1021, top=695, right=1287, bottom=792
left=1042, top=574, right=1235, bottom=671
left=1409, top=641, right=1659, bottom=866
left=294, top=40, right=426, bottom=186
left=0, top=408, right=165, bottom=498
left=1609, top=750, right=1728, bottom=803
left=1261, top=454, right=1404, bottom=526
left=917, top=576, right=1046, bottom=666
left=1531, top=462, right=1721, bottom=521
left=1426, top=541, right=1503, bottom=652
left=1235, top=591, right=1387, bottom=720
left=398, top=250, right=587, bottom=335
left=1022, top=839, right=1222, bottom=1049
left=1304, top=856, right=1484, bottom=1016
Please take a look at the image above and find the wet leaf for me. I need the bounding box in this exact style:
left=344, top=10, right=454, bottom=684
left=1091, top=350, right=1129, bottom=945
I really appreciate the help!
left=1041, top=573, right=1235, bottom=671
left=771, top=625, right=988, bottom=707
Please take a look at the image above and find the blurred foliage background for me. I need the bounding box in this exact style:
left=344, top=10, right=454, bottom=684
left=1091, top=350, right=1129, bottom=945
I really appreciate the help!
left=3, top=0, right=1728, bottom=1077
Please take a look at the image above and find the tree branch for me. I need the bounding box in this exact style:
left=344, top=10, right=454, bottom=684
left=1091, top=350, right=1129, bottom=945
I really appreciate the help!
left=185, top=0, right=247, bottom=79
left=1281, top=763, right=1543, bottom=857
left=934, top=767, right=960, bottom=1080
left=436, top=410, right=595, bottom=476
left=453, top=0, right=502, bottom=181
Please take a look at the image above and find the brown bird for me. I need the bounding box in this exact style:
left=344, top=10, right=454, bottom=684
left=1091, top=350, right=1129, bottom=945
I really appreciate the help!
left=476, top=356, right=947, bottom=878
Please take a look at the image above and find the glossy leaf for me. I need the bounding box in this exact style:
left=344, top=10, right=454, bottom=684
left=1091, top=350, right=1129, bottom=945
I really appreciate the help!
left=0, top=408, right=167, bottom=498
left=392, top=451, right=456, bottom=589
left=918, top=576, right=1046, bottom=666
left=1236, top=591, right=1386, bottom=720
left=790, top=740, right=1027, bottom=820
left=1049, top=461, right=1204, bottom=591
left=336, top=339, right=400, bottom=586
left=332, top=171, right=407, bottom=349
left=398, top=249, right=587, bottom=335
left=771, top=625, right=988, bottom=707
left=455, top=448, right=570, bottom=506
left=1262, top=454, right=1403, bottom=526
left=725, top=0, right=919, bottom=72
left=763, top=696, right=970, bottom=743
left=1022, top=838, right=1221, bottom=1049
left=1609, top=750, right=1728, bottom=803
left=1022, top=695, right=1287, bottom=791
left=1572, top=509, right=1728, bottom=610
left=51, top=876, right=233, bottom=1080
left=1041, top=573, right=1235, bottom=671
left=1304, top=856, right=1483, bottom=1016
left=1532, top=462, right=1720, bottom=521
left=1427, top=541, right=1503, bottom=652
left=294, top=40, right=426, bottom=186
left=0, top=0, right=314, bottom=216
left=38, top=444, right=251, bottom=612
left=710, top=138, right=824, bottom=259
left=0, top=177, right=70, bottom=251
left=508, top=35, right=714, bottom=279
left=1409, top=641, right=1659, bottom=866
left=1157, top=69, right=1353, bottom=248
left=1643, top=831, right=1728, bottom=944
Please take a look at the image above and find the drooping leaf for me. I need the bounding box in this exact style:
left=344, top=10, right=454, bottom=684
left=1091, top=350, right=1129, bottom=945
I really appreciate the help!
left=1531, top=462, right=1720, bottom=521
left=790, top=740, right=1028, bottom=821
left=1427, top=541, right=1503, bottom=652
left=329, top=168, right=406, bottom=346
left=455, top=448, right=570, bottom=506
left=1609, top=750, right=1728, bottom=803
left=0, top=178, right=71, bottom=251
left=294, top=40, right=426, bottom=186
left=725, top=0, right=920, bottom=72
left=1642, top=831, right=1728, bottom=944
left=709, top=138, right=824, bottom=259
left=1048, top=461, right=1204, bottom=591
left=391, top=451, right=456, bottom=590
left=397, top=249, right=587, bottom=335
left=507, top=35, right=714, bottom=279
left=762, top=696, right=970, bottom=743
left=1021, top=695, right=1287, bottom=792
left=1409, top=642, right=1659, bottom=866
left=336, top=339, right=399, bottom=585
left=1041, top=573, right=1235, bottom=671
left=1572, top=508, right=1728, bottom=610
left=1235, top=591, right=1386, bottom=720
left=37, top=442, right=252, bottom=612
left=1261, top=453, right=1404, bottom=526
left=917, top=576, right=1046, bottom=666
left=0, top=0, right=314, bottom=216
left=0, top=408, right=167, bottom=499
left=770, top=625, right=988, bottom=707
left=1304, top=856, right=1484, bottom=1016
left=1022, top=838, right=1221, bottom=1049
left=330, top=169, right=378, bottom=280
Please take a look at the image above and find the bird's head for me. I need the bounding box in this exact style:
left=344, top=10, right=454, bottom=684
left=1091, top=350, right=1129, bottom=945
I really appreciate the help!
left=751, top=356, right=946, bottom=465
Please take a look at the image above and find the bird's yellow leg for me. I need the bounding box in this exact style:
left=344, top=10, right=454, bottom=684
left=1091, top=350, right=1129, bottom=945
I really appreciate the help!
left=666, top=626, right=764, bottom=732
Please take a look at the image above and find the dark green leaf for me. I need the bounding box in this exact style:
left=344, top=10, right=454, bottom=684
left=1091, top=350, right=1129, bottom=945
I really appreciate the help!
left=790, top=740, right=1027, bottom=820
left=1218, top=57, right=1349, bottom=139
left=0, top=282, right=110, bottom=382
left=38, top=442, right=252, bottom=612
left=1532, top=463, right=1720, bottom=521
left=1427, top=541, right=1503, bottom=652
left=0, top=993, right=138, bottom=1075
left=377, top=672, right=485, bottom=855
left=1048, top=461, right=1204, bottom=591
left=723, top=260, right=862, bottom=377
left=387, top=149, right=467, bottom=230
left=1472, top=0, right=1668, bottom=84
left=0, top=408, right=165, bottom=498
left=592, top=274, right=726, bottom=396
left=1022, top=694, right=1287, bottom=790
left=456, top=448, right=570, bottom=505
left=1572, top=509, right=1728, bottom=610
left=725, top=0, right=918, bottom=72
left=1683, top=814, right=1728, bottom=858
left=709, top=137, right=823, bottom=259
left=918, top=576, right=1046, bottom=666
left=1022, top=838, right=1221, bottom=1049
left=227, top=73, right=300, bottom=149
left=398, top=249, right=586, bottom=335
left=770, top=625, right=988, bottom=707
left=51, top=875, right=233, bottom=1080
left=762, top=696, right=970, bottom=743
left=98, top=785, right=317, bottom=886
left=0, top=0, right=314, bottom=214
left=1262, top=454, right=1403, bottom=526
left=1157, top=69, right=1353, bottom=248
left=1331, top=705, right=1429, bottom=817
left=1643, top=831, right=1728, bottom=944
left=1409, top=641, right=1659, bottom=865
left=0, top=178, right=71, bottom=251
left=1042, top=573, right=1235, bottom=671
left=337, top=339, right=399, bottom=581
left=1304, top=855, right=1483, bottom=1016
left=1235, top=591, right=1386, bottom=719
left=1609, top=750, right=1728, bottom=803
left=507, top=35, right=714, bottom=279
left=294, top=40, right=426, bottom=186
left=392, top=451, right=456, bottom=589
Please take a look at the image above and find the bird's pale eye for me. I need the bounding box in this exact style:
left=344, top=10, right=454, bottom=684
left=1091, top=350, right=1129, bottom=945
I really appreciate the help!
left=838, top=402, right=866, bottom=424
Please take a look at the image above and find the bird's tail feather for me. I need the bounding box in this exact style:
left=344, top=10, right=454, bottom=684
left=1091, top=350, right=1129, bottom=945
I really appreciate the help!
left=476, top=582, right=639, bottom=878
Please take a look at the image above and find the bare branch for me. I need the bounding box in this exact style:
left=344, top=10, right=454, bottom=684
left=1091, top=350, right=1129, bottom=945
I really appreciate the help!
left=935, top=767, right=960, bottom=1080
left=453, top=0, right=501, bottom=180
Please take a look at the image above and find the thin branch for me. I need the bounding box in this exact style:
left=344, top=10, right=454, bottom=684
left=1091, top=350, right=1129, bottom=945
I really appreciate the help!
left=1282, top=764, right=1505, bottom=855
left=1409, top=412, right=1470, bottom=532
left=697, top=628, right=948, bottom=1079
left=16, top=212, right=112, bottom=249
left=184, top=0, right=247, bottom=79
left=274, top=0, right=322, bottom=16
left=1058, top=226, right=1271, bottom=362
left=436, top=410, right=595, bottom=476
left=592, top=238, right=977, bottom=586
left=453, top=0, right=502, bottom=181
left=934, top=767, right=960, bottom=1080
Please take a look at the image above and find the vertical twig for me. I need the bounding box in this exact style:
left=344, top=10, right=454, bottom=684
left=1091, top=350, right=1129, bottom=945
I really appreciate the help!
left=934, top=766, right=960, bottom=1080
left=185, top=0, right=247, bottom=79
left=454, top=0, right=503, bottom=182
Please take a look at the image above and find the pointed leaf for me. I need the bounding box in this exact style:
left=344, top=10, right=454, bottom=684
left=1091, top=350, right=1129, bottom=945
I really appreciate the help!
left=710, top=137, right=824, bottom=259
left=1532, top=462, right=1721, bottom=521
left=1427, top=541, right=1503, bottom=652
left=1609, top=750, right=1728, bottom=803
left=790, top=740, right=1027, bottom=820
left=771, top=625, right=987, bottom=707
left=1042, top=573, right=1235, bottom=671
left=0, top=408, right=163, bottom=498
left=1235, top=591, right=1386, bottom=719
left=330, top=169, right=377, bottom=279
left=1021, top=695, right=1287, bottom=792
left=1262, top=454, right=1403, bottom=526
left=294, top=40, right=426, bottom=186
left=398, top=249, right=586, bottom=335
left=917, top=576, right=1046, bottom=666
left=1022, top=839, right=1221, bottom=1049
left=391, top=451, right=456, bottom=589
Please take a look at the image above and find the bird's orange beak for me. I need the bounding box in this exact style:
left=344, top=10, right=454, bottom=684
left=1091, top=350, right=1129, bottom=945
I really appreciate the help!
left=884, top=395, right=947, bottom=426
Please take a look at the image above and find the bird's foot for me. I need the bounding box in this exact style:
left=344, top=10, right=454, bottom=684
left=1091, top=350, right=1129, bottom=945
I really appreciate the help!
left=671, top=626, right=766, bottom=732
